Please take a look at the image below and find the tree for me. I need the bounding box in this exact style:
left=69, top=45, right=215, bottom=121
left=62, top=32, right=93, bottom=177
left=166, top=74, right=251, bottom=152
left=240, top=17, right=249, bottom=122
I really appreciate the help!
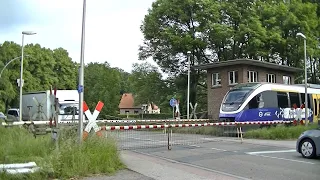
left=139, top=0, right=320, bottom=117
left=0, top=41, right=78, bottom=112
left=129, top=62, right=171, bottom=112
left=84, top=62, right=122, bottom=117
left=139, top=0, right=220, bottom=114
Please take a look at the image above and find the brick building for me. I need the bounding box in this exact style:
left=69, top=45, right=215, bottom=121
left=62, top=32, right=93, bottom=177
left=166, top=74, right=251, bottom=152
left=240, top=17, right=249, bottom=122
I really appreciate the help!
left=193, top=59, right=303, bottom=120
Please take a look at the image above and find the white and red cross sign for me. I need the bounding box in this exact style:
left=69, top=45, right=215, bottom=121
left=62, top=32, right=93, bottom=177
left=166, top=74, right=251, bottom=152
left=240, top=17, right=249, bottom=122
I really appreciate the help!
left=82, top=101, right=104, bottom=140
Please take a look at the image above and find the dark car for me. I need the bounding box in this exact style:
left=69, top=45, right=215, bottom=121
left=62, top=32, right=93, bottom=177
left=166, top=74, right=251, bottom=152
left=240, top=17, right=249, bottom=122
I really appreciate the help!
left=296, top=126, right=320, bottom=158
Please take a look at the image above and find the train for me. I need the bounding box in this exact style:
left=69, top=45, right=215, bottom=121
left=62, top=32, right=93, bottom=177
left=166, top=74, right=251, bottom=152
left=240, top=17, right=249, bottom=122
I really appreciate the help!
left=219, top=82, right=320, bottom=123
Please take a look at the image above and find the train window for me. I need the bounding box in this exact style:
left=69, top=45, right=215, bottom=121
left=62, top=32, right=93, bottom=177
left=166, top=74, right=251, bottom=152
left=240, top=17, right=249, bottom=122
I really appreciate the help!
left=289, top=92, right=301, bottom=107
left=314, top=99, right=318, bottom=116
left=249, top=94, right=260, bottom=109
left=277, top=92, right=289, bottom=108
left=300, top=93, right=311, bottom=108
left=260, top=91, right=277, bottom=108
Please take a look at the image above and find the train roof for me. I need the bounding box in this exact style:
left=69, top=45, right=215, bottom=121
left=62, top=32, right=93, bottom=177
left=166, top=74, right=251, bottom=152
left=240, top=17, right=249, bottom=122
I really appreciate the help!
left=231, top=82, right=320, bottom=94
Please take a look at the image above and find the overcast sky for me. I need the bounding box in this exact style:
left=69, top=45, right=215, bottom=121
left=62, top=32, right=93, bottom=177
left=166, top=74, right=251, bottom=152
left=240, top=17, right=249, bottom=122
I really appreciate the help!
left=0, top=0, right=157, bottom=73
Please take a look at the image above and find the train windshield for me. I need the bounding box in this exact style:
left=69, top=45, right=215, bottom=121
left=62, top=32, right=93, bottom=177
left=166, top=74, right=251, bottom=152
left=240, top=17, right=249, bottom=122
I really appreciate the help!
left=221, top=84, right=257, bottom=112
left=224, top=89, right=250, bottom=104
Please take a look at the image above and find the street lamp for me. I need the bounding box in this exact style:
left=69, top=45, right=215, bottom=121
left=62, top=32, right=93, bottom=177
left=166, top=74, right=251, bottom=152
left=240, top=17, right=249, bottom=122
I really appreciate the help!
left=19, top=31, right=36, bottom=122
left=187, top=51, right=191, bottom=120
left=0, top=55, right=30, bottom=78
left=79, top=0, right=87, bottom=142
left=296, top=32, right=308, bottom=126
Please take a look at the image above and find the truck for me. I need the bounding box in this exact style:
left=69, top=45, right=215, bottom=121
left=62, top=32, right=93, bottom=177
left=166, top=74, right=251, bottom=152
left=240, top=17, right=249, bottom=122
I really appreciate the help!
left=7, top=90, right=79, bottom=123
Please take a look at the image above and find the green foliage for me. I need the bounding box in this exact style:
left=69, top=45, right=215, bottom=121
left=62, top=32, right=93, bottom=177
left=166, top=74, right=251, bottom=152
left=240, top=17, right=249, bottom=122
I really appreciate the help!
left=0, top=41, right=78, bottom=113
left=129, top=62, right=173, bottom=113
left=244, top=124, right=319, bottom=140
left=139, top=0, right=320, bottom=115
left=0, top=126, right=125, bottom=179
left=84, top=62, right=122, bottom=116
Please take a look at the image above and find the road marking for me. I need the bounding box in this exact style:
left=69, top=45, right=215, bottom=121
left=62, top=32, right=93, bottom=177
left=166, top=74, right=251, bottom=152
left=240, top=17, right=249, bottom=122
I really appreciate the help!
left=249, top=154, right=315, bottom=165
left=189, top=145, right=201, bottom=148
left=211, top=147, right=228, bottom=151
left=133, top=150, right=251, bottom=180
left=246, top=149, right=296, bottom=155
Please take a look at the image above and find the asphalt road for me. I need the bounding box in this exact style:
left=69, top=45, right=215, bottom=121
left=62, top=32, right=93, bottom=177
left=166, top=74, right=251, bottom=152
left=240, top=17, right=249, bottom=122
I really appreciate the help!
left=106, top=130, right=320, bottom=180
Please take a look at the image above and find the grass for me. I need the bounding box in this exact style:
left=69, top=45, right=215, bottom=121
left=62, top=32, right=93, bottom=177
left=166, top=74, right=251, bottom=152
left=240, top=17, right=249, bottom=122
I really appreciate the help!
left=0, top=125, right=125, bottom=179
left=244, top=124, right=319, bottom=140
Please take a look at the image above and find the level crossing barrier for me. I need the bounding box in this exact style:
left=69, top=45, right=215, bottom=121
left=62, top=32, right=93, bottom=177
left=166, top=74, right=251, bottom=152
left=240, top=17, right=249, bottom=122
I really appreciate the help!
left=0, top=102, right=295, bottom=150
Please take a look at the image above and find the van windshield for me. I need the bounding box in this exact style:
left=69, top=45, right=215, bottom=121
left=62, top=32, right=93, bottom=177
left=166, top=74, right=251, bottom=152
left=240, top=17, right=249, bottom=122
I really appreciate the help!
left=59, top=103, right=79, bottom=115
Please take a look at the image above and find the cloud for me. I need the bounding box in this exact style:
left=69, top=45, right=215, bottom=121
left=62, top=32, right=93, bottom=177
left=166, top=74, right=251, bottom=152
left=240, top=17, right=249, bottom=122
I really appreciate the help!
left=0, top=0, right=38, bottom=32
left=0, top=0, right=158, bottom=73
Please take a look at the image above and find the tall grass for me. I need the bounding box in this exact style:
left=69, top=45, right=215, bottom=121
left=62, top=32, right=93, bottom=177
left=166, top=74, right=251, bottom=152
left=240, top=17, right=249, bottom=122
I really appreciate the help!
left=244, top=124, right=319, bottom=140
left=0, top=126, right=125, bottom=179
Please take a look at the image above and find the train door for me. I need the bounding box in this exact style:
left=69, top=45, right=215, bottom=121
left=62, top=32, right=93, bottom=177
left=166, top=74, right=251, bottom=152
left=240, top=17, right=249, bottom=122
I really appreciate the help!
left=312, top=94, right=320, bottom=123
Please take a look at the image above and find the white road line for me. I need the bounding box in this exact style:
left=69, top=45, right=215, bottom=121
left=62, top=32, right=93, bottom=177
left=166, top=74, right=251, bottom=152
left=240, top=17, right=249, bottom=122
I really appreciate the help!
left=249, top=154, right=315, bottom=165
left=246, top=149, right=296, bottom=155
left=211, top=147, right=228, bottom=151
left=189, top=145, right=201, bottom=148
left=133, top=150, right=251, bottom=180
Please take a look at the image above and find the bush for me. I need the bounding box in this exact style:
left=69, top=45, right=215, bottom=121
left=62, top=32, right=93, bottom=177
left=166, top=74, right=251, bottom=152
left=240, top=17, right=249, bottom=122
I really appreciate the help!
left=244, top=124, right=319, bottom=140
left=0, top=126, right=125, bottom=179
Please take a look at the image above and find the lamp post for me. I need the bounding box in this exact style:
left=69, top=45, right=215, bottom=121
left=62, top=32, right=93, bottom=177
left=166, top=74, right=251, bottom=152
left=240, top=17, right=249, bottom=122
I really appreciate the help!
left=187, top=51, right=191, bottom=120
left=0, top=55, right=30, bottom=78
left=296, top=32, right=308, bottom=126
left=79, top=0, right=87, bottom=142
left=19, top=31, right=36, bottom=122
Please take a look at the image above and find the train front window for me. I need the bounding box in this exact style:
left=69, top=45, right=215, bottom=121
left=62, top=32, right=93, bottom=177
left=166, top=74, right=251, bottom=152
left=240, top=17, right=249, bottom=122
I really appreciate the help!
left=224, top=90, right=250, bottom=104
left=222, top=89, right=252, bottom=111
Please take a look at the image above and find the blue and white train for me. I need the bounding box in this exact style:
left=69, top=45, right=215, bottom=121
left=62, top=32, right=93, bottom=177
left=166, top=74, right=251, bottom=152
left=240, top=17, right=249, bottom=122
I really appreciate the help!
left=219, top=82, right=320, bottom=123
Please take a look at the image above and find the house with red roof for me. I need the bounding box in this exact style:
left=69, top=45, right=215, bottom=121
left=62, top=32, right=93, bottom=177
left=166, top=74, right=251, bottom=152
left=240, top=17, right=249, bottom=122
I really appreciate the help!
left=118, top=93, right=161, bottom=114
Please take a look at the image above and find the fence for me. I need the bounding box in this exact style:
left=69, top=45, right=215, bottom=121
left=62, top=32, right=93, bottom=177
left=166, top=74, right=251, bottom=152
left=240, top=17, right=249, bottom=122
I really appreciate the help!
left=99, top=120, right=292, bottom=150
left=0, top=118, right=294, bottom=150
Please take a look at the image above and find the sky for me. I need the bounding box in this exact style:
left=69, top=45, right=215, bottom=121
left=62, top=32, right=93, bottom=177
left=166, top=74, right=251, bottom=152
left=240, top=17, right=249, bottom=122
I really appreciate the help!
left=0, top=0, right=158, bottom=73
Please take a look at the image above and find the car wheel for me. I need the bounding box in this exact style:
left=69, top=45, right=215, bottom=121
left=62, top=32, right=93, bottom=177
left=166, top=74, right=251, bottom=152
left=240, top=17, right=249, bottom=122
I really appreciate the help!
left=300, top=139, right=316, bottom=159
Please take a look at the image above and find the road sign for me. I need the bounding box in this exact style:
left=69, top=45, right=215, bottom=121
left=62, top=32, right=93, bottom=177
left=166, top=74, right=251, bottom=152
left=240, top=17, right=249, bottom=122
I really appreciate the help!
left=169, top=98, right=176, bottom=107
left=82, top=101, right=104, bottom=140
left=16, top=79, right=24, bottom=87
left=78, top=85, right=84, bottom=93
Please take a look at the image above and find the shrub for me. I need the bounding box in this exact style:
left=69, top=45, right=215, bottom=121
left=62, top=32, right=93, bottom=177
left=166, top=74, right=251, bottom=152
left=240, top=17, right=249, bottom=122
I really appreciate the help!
left=0, top=126, right=125, bottom=179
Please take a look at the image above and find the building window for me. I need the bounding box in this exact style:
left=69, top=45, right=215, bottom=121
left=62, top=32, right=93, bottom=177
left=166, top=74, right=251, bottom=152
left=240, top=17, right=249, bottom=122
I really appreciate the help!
left=267, top=74, right=276, bottom=83
left=283, top=75, right=291, bottom=84
left=247, top=71, right=258, bottom=82
left=228, top=71, right=238, bottom=85
left=211, top=73, right=221, bottom=87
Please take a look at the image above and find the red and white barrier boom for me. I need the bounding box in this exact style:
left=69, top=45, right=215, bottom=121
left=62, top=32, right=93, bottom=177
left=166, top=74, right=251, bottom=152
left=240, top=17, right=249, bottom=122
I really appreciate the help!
left=100, top=120, right=293, bottom=131
left=1, top=119, right=211, bottom=126
left=82, top=101, right=104, bottom=140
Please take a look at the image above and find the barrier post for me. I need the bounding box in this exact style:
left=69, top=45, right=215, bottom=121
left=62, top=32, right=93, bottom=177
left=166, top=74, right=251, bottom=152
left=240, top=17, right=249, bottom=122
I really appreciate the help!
left=167, top=124, right=171, bottom=150
left=240, top=126, right=243, bottom=143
